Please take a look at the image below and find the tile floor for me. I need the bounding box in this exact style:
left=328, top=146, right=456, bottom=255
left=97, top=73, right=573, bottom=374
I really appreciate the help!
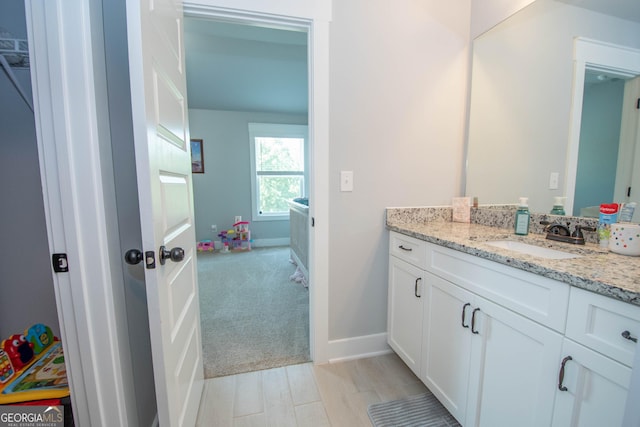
left=196, top=352, right=428, bottom=426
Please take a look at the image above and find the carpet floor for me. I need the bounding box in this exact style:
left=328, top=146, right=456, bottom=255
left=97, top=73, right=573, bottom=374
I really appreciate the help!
left=198, top=246, right=310, bottom=378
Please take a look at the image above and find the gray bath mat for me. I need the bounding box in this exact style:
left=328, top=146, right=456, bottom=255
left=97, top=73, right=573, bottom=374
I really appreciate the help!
left=368, top=392, right=461, bottom=427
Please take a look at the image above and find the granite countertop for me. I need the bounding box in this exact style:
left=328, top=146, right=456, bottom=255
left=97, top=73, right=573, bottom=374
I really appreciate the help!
left=387, top=220, right=640, bottom=307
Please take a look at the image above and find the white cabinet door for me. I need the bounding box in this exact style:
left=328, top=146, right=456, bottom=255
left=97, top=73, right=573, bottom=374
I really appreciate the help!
left=467, top=295, right=563, bottom=427
left=388, top=255, right=425, bottom=375
left=422, top=272, right=474, bottom=425
left=552, top=338, right=632, bottom=427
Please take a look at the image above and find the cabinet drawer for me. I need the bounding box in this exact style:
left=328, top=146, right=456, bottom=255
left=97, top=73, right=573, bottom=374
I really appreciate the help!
left=566, top=287, right=640, bottom=367
left=425, top=242, right=569, bottom=332
left=389, top=231, right=427, bottom=269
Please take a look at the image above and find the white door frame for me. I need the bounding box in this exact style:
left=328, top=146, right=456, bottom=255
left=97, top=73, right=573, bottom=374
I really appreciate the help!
left=182, top=0, right=331, bottom=365
left=26, top=0, right=138, bottom=425
left=565, top=37, right=640, bottom=216
left=27, top=0, right=331, bottom=424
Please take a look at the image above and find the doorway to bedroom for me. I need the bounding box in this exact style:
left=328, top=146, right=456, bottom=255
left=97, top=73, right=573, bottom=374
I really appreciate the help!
left=183, top=17, right=311, bottom=378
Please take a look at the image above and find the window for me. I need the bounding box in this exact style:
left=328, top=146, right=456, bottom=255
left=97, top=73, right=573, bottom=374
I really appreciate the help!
left=248, top=123, right=308, bottom=221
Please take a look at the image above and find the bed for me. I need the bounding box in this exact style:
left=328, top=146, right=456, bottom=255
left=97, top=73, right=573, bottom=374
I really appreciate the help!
left=289, top=198, right=309, bottom=283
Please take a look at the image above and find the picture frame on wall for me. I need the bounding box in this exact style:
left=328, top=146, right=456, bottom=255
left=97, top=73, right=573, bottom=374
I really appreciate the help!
left=190, top=139, right=204, bottom=173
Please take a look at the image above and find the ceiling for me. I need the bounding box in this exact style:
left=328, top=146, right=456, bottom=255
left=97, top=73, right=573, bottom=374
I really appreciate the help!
left=184, top=19, right=309, bottom=115
left=184, top=3, right=639, bottom=116
left=557, top=0, right=640, bottom=23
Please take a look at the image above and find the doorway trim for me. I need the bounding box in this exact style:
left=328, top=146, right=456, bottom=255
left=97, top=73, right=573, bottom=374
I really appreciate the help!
left=183, top=2, right=331, bottom=364
left=565, top=37, right=640, bottom=215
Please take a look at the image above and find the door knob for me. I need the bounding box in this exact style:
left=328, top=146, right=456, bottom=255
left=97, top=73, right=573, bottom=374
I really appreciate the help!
left=124, top=249, right=143, bottom=265
left=159, top=246, right=185, bottom=265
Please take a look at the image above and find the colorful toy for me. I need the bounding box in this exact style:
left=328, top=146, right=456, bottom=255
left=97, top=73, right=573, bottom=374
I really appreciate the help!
left=197, top=240, right=214, bottom=252
left=2, top=334, right=34, bottom=370
left=0, top=350, right=15, bottom=384
left=25, top=324, right=55, bottom=355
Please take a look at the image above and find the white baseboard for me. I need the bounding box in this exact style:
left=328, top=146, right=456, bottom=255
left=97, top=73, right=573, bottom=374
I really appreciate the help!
left=252, top=238, right=290, bottom=248
left=209, top=238, right=290, bottom=250
left=327, top=332, right=392, bottom=363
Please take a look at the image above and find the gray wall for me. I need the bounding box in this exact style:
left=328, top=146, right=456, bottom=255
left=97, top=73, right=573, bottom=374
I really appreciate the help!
left=328, top=0, right=471, bottom=340
left=102, top=0, right=157, bottom=424
left=0, top=1, right=60, bottom=339
left=188, top=108, right=308, bottom=243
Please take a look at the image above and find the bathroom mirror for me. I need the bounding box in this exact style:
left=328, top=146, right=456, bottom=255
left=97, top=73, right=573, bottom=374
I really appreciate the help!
left=465, top=0, right=640, bottom=215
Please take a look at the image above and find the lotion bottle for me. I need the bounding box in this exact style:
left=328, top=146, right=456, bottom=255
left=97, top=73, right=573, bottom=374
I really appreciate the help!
left=514, top=197, right=530, bottom=236
left=550, top=196, right=565, bottom=215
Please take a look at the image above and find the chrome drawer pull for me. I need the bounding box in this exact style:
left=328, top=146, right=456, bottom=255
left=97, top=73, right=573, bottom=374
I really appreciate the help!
left=398, top=245, right=413, bottom=252
left=622, top=330, right=638, bottom=343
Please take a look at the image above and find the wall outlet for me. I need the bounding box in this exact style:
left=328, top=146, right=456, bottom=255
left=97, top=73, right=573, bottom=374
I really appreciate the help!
left=211, top=224, right=217, bottom=233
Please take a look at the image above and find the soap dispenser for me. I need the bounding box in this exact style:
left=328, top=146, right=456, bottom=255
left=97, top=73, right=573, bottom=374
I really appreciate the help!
left=514, top=197, right=530, bottom=236
left=550, top=196, right=566, bottom=215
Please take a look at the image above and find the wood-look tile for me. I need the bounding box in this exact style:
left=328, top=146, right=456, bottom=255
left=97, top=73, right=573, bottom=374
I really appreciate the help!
left=233, top=413, right=266, bottom=427
left=313, top=361, right=359, bottom=398
left=197, top=353, right=428, bottom=426
left=197, top=375, right=236, bottom=427
left=375, top=353, right=420, bottom=386
left=262, top=367, right=297, bottom=427
left=293, top=402, right=330, bottom=427
left=233, top=370, right=264, bottom=417
left=286, top=363, right=321, bottom=406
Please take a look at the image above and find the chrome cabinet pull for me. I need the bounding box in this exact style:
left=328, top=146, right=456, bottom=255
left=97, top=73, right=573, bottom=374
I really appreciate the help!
left=398, top=245, right=413, bottom=252
left=622, top=330, right=638, bottom=343
left=471, top=308, right=481, bottom=334
left=558, top=355, right=573, bottom=391
left=461, top=303, right=471, bottom=328
left=414, top=278, right=422, bottom=298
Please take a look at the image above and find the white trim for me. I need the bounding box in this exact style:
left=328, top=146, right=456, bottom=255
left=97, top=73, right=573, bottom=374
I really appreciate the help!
left=251, top=237, right=290, bottom=247
left=26, top=0, right=135, bottom=425
left=565, top=38, right=640, bottom=215
left=183, top=3, right=331, bottom=364
left=327, top=333, right=392, bottom=363
left=248, top=122, right=309, bottom=222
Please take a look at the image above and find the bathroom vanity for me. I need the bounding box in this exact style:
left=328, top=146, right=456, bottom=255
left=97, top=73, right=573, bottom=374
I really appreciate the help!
left=386, top=207, right=640, bottom=427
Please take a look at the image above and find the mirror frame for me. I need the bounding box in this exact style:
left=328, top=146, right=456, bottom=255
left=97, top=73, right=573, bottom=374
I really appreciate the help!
left=565, top=38, right=640, bottom=215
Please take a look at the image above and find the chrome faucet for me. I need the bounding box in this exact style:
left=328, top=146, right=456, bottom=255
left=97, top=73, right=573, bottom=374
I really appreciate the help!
left=540, top=221, right=595, bottom=245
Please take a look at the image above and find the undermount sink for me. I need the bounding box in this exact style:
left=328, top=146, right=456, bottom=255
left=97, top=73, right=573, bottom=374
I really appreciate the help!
left=485, top=240, right=582, bottom=260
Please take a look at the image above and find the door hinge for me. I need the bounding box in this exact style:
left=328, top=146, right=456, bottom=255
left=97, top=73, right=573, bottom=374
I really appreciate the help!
left=52, top=253, right=69, bottom=273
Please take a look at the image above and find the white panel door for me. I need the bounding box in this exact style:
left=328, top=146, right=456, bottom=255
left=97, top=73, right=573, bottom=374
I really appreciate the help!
left=552, top=339, right=632, bottom=427
left=388, top=256, right=425, bottom=375
left=126, top=0, right=204, bottom=425
left=468, top=296, right=563, bottom=427
left=422, top=273, right=473, bottom=425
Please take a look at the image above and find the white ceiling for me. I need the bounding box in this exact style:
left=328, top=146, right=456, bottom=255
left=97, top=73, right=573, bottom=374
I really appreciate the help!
left=556, top=0, right=640, bottom=23
left=184, top=19, right=308, bottom=115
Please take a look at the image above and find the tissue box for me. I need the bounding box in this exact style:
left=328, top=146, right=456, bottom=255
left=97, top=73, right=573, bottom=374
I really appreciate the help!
left=452, top=197, right=471, bottom=223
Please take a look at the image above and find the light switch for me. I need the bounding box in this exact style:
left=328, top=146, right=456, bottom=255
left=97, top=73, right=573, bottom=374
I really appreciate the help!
left=549, top=172, right=559, bottom=190
left=341, top=171, right=354, bottom=192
